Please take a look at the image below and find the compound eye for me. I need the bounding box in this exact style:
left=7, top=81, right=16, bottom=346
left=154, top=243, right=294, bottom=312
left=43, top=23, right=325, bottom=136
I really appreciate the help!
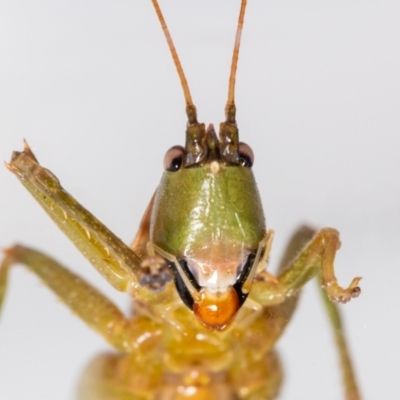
left=163, top=145, right=184, bottom=172
left=238, top=142, right=254, bottom=168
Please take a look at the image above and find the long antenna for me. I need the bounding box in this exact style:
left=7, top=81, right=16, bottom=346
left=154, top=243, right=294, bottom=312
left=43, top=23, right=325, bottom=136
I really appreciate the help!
left=226, top=0, right=247, bottom=123
left=151, top=0, right=197, bottom=124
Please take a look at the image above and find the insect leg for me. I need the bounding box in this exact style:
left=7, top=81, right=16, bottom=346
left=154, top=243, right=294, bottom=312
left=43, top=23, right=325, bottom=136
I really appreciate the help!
left=250, top=226, right=362, bottom=400
left=0, top=245, right=148, bottom=352
left=320, top=281, right=362, bottom=400
left=237, top=226, right=315, bottom=334
left=250, top=227, right=361, bottom=306
left=5, top=141, right=142, bottom=293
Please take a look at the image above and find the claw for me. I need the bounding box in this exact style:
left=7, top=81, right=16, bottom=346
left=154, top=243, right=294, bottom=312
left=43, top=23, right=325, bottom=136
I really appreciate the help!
left=325, top=277, right=362, bottom=304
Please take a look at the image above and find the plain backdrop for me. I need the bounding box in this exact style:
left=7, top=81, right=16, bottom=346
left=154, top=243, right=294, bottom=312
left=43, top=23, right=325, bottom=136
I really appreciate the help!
left=0, top=1, right=399, bottom=399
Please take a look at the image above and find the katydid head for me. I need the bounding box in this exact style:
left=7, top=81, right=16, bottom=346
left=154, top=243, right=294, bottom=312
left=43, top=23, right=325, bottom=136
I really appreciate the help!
left=153, top=126, right=263, bottom=330
left=150, top=0, right=264, bottom=330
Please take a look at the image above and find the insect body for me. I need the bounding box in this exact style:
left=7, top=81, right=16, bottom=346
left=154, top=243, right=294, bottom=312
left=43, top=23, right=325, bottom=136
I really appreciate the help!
left=0, top=1, right=362, bottom=399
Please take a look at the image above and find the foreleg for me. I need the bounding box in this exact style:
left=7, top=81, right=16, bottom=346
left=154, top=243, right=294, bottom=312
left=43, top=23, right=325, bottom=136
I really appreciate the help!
left=0, top=245, right=158, bottom=352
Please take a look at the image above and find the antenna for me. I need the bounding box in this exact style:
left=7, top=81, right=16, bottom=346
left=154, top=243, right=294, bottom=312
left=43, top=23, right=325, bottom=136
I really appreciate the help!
left=151, top=0, right=197, bottom=124
left=226, top=0, right=247, bottom=124
left=218, top=0, right=247, bottom=164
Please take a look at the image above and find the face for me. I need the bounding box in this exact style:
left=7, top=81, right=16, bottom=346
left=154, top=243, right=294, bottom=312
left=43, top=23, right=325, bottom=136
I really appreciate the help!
left=150, top=115, right=266, bottom=329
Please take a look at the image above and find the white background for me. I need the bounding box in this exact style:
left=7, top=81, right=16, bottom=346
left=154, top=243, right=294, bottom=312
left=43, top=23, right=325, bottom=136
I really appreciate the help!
left=0, top=1, right=399, bottom=399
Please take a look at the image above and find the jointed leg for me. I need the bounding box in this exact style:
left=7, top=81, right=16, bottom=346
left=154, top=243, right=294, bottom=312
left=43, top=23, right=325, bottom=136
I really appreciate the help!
left=250, top=227, right=361, bottom=306
left=0, top=245, right=158, bottom=352
left=5, top=141, right=142, bottom=293
left=250, top=226, right=361, bottom=400
left=320, top=282, right=361, bottom=400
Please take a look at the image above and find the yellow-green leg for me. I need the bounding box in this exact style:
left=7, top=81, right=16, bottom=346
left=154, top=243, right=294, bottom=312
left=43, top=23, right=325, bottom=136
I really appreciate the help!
left=0, top=245, right=150, bottom=352
left=5, top=141, right=142, bottom=293
left=250, top=227, right=361, bottom=306
left=250, top=226, right=361, bottom=400
left=320, top=284, right=361, bottom=400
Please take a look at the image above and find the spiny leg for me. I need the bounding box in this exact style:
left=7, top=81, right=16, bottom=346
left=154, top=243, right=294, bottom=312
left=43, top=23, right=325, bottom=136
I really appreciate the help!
left=250, top=227, right=361, bottom=306
left=0, top=245, right=160, bottom=352
left=5, top=141, right=146, bottom=296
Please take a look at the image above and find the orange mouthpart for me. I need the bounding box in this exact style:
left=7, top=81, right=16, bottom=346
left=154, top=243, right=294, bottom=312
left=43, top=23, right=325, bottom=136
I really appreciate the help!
left=193, top=287, right=240, bottom=330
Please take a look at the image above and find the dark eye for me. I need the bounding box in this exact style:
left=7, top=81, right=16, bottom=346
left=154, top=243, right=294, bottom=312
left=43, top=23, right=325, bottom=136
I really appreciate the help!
left=238, top=142, right=254, bottom=168
left=163, top=145, right=184, bottom=172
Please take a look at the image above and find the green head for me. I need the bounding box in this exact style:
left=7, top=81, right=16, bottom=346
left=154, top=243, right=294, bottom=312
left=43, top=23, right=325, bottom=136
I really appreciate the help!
left=150, top=107, right=266, bottom=330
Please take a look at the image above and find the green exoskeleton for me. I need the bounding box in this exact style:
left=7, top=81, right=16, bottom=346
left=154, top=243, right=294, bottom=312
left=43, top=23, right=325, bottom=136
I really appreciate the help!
left=0, top=0, right=362, bottom=399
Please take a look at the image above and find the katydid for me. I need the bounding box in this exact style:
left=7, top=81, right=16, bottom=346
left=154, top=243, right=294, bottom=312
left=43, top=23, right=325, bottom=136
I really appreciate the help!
left=0, top=1, right=362, bottom=399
